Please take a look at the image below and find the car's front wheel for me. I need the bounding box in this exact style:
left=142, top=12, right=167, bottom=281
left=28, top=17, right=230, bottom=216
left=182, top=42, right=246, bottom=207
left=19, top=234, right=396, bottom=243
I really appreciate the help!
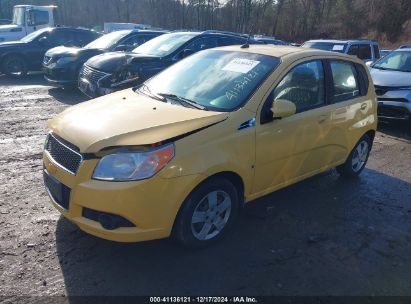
left=2, top=55, right=28, bottom=77
left=173, top=177, right=240, bottom=248
left=337, top=134, right=372, bottom=177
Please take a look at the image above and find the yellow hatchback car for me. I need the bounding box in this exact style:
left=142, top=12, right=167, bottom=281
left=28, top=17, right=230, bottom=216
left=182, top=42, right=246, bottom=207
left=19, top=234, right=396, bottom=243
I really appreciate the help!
left=43, top=45, right=377, bottom=247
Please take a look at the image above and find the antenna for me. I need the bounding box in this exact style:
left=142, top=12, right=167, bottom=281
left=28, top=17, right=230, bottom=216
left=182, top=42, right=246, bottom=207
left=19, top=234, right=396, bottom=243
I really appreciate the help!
left=241, top=23, right=255, bottom=49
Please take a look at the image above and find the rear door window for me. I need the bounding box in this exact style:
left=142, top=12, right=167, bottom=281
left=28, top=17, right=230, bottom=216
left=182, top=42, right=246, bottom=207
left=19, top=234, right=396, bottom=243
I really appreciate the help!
left=330, top=60, right=360, bottom=102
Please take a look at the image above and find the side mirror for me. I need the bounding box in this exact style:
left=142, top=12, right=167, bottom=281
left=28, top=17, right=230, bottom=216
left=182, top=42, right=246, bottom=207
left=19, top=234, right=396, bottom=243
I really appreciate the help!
left=182, top=49, right=195, bottom=58
left=38, top=37, right=48, bottom=44
left=271, top=99, right=296, bottom=119
left=114, top=45, right=129, bottom=52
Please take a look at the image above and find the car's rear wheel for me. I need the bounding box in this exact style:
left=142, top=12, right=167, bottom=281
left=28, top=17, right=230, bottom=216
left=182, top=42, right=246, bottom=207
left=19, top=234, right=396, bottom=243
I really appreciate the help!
left=337, top=134, right=372, bottom=177
left=2, top=55, right=28, bottom=77
left=173, top=177, right=240, bottom=248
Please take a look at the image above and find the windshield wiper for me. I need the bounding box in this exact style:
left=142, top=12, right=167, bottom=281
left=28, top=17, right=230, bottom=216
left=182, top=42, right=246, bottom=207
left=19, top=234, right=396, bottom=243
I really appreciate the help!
left=135, top=84, right=166, bottom=102
left=158, top=93, right=207, bottom=110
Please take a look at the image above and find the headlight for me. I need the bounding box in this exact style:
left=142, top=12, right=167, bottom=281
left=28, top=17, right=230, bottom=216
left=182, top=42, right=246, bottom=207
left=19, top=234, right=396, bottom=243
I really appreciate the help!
left=56, top=57, right=76, bottom=65
left=92, top=144, right=175, bottom=181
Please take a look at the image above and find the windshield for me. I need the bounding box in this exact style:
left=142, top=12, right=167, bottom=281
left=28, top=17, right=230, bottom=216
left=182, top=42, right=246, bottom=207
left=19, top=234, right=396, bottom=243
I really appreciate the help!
left=302, top=42, right=347, bottom=53
left=12, top=7, right=25, bottom=26
left=142, top=50, right=280, bottom=111
left=20, top=28, right=50, bottom=42
left=372, top=51, right=411, bottom=72
left=133, top=33, right=196, bottom=57
left=85, top=30, right=130, bottom=49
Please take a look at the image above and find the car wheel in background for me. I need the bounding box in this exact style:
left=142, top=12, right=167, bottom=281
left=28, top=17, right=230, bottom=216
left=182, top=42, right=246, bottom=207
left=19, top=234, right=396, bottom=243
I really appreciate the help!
left=173, top=177, right=240, bottom=248
left=337, top=134, right=372, bottom=177
left=2, top=55, right=28, bottom=77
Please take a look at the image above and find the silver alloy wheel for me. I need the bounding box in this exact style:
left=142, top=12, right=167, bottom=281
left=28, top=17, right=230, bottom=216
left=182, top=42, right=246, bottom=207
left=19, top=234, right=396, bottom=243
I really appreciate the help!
left=191, top=190, right=232, bottom=241
left=352, top=140, right=369, bottom=172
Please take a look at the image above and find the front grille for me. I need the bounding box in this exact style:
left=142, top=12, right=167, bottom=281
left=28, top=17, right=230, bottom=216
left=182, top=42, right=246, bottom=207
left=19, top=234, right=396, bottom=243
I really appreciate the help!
left=374, top=85, right=409, bottom=96
left=45, top=133, right=82, bottom=175
left=378, top=97, right=408, bottom=103
left=378, top=105, right=410, bottom=119
left=43, top=170, right=71, bottom=210
left=80, top=64, right=110, bottom=85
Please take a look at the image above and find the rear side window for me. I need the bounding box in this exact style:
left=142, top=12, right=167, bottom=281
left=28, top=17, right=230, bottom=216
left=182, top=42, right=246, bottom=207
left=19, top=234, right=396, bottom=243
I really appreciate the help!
left=358, top=44, right=371, bottom=60
left=186, top=37, right=218, bottom=51
left=347, top=44, right=359, bottom=57
left=218, top=37, right=245, bottom=46
left=355, top=63, right=370, bottom=96
left=373, top=45, right=380, bottom=59
left=30, top=10, right=49, bottom=26
left=330, top=60, right=360, bottom=102
left=123, top=34, right=152, bottom=48
left=273, top=60, right=325, bottom=112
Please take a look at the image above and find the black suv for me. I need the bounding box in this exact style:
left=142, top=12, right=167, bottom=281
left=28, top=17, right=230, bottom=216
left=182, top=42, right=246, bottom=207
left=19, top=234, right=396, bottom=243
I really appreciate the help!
left=43, top=30, right=166, bottom=87
left=78, top=30, right=259, bottom=98
left=0, top=27, right=99, bottom=77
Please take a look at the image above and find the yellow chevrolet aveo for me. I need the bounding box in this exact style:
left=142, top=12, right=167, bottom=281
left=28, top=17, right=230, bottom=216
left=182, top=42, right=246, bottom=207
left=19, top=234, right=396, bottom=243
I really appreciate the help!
left=43, top=45, right=377, bottom=247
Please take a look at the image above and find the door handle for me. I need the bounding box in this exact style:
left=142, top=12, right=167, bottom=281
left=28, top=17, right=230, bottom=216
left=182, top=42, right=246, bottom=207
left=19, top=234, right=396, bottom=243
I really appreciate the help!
left=361, top=103, right=367, bottom=110
left=318, top=115, right=327, bottom=123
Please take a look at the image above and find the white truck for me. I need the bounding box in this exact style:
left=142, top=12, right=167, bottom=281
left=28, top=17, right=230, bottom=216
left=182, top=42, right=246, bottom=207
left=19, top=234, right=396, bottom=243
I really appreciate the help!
left=0, top=5, right=57, bottom=42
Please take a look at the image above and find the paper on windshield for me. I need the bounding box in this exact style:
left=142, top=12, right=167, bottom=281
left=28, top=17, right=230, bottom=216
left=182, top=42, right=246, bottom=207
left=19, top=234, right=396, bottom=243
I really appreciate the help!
left=332, top=45, right=344, bottom=51
left=222, top=58, right=260, bottom=74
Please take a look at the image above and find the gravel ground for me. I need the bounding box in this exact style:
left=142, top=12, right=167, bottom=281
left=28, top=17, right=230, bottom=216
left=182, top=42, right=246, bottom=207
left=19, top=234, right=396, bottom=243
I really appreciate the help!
left=0, top=73, right=411, bottom=297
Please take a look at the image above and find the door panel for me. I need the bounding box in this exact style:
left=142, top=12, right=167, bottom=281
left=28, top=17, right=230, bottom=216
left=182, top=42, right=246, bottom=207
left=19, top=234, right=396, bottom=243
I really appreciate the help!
left=253, top=59, right=329, bottom=195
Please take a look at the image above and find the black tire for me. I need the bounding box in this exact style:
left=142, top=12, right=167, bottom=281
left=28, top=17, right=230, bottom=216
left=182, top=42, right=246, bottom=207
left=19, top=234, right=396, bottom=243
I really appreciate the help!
left=337, top=134, right=372, bottom=178
left=2, top=55, right=28, bottom=77
left=173, top=177, right=240, bottom=248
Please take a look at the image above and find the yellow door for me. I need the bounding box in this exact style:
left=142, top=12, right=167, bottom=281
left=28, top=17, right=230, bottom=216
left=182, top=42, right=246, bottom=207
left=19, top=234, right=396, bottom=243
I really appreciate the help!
left=252, top=59, right=330, bottom=196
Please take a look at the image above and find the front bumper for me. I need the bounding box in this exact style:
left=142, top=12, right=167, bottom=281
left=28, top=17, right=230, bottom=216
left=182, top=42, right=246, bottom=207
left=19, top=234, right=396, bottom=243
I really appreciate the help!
left=376, top=89, right=411, bottom=120
left=42, top=65, right=78, bottom=87
left=43, top=150, right=200, bottom=243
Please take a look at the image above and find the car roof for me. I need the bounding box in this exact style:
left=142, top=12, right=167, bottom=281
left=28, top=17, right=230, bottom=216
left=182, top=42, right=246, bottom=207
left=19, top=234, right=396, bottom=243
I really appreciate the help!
left=305, top=39, right=377, bottom=44
left=214, top=44, right=364, bottom=62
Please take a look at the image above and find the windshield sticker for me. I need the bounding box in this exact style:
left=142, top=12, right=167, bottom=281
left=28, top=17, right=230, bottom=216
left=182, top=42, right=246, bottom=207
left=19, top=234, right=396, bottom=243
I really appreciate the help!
left=225, top=69, right=260, bottom=101
left=333, top=45, right=344, bottom=51
left=222, top=58, right=260, bottom=74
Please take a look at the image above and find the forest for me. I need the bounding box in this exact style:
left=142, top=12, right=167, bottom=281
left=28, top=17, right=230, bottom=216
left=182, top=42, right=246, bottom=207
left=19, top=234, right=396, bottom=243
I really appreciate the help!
left=1, top=0, right=410, bottom=46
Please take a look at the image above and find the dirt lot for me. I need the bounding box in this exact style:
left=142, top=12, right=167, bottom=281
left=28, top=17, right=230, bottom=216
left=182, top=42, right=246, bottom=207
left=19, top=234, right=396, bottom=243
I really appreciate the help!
left=0, top=73, right=411, bottom=297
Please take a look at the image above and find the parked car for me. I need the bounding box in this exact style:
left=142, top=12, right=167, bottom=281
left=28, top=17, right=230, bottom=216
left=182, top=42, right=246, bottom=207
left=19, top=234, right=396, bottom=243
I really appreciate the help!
left=302, top=39, right=380, bottom=64
left=44, top=45, right=377, bottom=247
left=380, top=49, right=392, bottom=58
left=43, top=29, right=166, bottom=87
left=78, top=30, right=259, bottom=98
left=0, top=27, right=99, bottom=77
left=253, top=35, right=288, bottom=45
left=369, top=48, right=411, bottom=121
left=0, top=19, right=11, bottom=25
left=399, top=44, right=411, bottom=49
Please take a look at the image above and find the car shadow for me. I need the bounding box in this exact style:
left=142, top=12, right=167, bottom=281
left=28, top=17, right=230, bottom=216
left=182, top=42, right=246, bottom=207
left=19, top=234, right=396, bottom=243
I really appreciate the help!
left=0, top=72, right=47, bottom=87
left=48, top=87, right=89, bottom=105
left=378, top=120, right=411, bottom=141
left=55, top=168, right=411, bottom=297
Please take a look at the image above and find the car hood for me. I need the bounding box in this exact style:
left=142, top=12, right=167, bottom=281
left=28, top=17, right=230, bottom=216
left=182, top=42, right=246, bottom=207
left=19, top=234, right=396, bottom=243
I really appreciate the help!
left=48, top=88, right=227, bottom=153
left=370, top=68, right=411, bottom=87
left=85, top=52, right=160, bottom=73
left=45, top=46, right=103, bottom=58
left=0, top=40, right=25, bottom=48
left=0, top=24, right=21, bottom=33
